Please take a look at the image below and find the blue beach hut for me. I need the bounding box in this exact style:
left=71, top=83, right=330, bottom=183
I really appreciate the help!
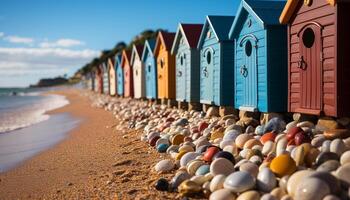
left=171, top=23, right=203, bottom=103
left=142, top=39, right=157, bottom=99
left=115, top=53, right=124, bottom=96
left=102, top=62, right=109, bottom=94
left=197, top=16, right=235, bottom=106
left=229, top=0, right=287, bottom=112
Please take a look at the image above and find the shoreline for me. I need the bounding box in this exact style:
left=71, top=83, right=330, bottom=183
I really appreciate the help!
left=0, top=88, right=177, bottom=199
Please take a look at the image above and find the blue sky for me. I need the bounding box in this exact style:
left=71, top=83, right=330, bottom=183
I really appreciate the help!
left=0, top=0, right=239, bottom=87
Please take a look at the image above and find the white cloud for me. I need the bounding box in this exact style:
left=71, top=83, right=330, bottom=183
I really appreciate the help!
left=0, top=32, right=4, bottom=38
left=4, top=35, right=34, bottom=44
left=0, top=47, right=100, bottom=86
left=39, top=38, right=85, bottom=48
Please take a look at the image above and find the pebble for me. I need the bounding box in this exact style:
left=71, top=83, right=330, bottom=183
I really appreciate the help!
left=324, top=129, right=350, bottom=140
left=261, top=194, right=278, bottom=200
left=294, top=177, right=330, bottom=200
left=330, top=139, right=347, bottom=156
left=187, top=160, right=204, bottom=175
left=209, top=174, right=226, bottom=192
left=239, top=162, right=259, bottom=177
left=340, top=150, right=350, bottom=165
left=224, top=171, right=255, bottom=193
left=195, top=164, right=210, bottom=176
left=213, top=151, right=235, bottom=163
left=235, top=134, right=253, bottom=149
left=286, top=170, right=315, bottom=196
left=209, top=188, right=236, bottom=200
left=315, top=152, right=340, bottom=166
left=257, top=167, right=277, bottom=192
left=203, top=146, right=220, bottom=162
left=180, top=152, right=200, bottom=167
left=335, top=163, right=350, bottom=187
left=210, top=158, right=235, bottom=176
left=178, top=180, right=201, bottom=196
left=236, top=190, right=260, bottom=200
left=171, top=171, right=191, bottom=189
left=155, top=178, right=169, bottom=191
left=317, top=160, right=340, bottom=172
left=270, top=154, right=296, bottom=177
left=156, top=143, right=169, bottom=153
left=154, top=159, right=174, bottom=173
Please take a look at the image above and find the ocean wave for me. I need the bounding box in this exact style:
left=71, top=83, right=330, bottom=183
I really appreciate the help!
left=0, top=94, right=69, bottom=134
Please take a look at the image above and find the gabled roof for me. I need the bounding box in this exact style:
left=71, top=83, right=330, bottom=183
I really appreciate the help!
left=121, top=50, right=132, bottom=69
left=229, top=0, right=286, bottom=38
left=280, top=0, right=336, bottom=24
left=114, top=53, right=122, bottom=69
left=154, top=31, right=176, bottom=56
left=130, top=44, right=144, bottom=65
left=197, top=15, right=235, bottom=48
left=142, top=39, right=156, bottom=62
left=171, top=23, right=203, bottom=54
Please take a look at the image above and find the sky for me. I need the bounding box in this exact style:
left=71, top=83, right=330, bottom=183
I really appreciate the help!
left=0, top=0, right=239, bottom=87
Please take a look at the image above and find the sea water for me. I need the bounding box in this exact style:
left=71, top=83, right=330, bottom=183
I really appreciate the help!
left=0, top=87, right=80, bottom=172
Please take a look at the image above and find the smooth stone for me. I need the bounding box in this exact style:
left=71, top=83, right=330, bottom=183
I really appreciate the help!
left=324, top=129, right=350, bottom=140
left=220, top=139, right=235, bottom=149
left=305, top=147, right=320, bottom=167
left=210, top=174, right=226, bottom=192
left=286, top=127, right=304, bottom=141
left=198, top=121, right=209, bottom=132
left=281, top=195, right=293, bottom=200
left=257, top=167, right=277, bottom=192
left=312, top=135, right=326, bottom=147
left=154, top=159, right=174, bottom=173
left=176, top=150, right=188, bottom=160
left=174, top=118, right=188, bottom=126
left=226, top=119, right=236, bottom=126
left=156, top=137, right=170, bottom=146
left=322, top=140, right=332, bottom=152
left=236, top=190, right=260, bottom=200
left=287, top=170, right=315, bottom=197
left=255, top=125, right=265, bottom=135
left=249, top=155, right=262, bottom=164
left=261, top=194, right=278, bottom=200
left=260, top=132, right=277, bottom=144
left=196, top=145, right=209, bottom=154
left=155, top=178, right=169, bottom=191
left=211, top=128, right=225, bottom=141
left=210, top=158, right=235, bottom=176
left=293, top=145, right=306, bottom=166
left=206, top=106, right=220, bottom=118
left=235, top=134, right=253, bottom=149
left=149, top=136, right=160, bottom=146
left=271, top=187, right=287, bottom=199
left=187, top=160, right=205, bottom=175
left=147, top=131, right=160, bottom=140
left=190, top=175, right=207, bottom=185
left=225, top=124, right=243, bottom=134
left=316, top=152, right=340, bottom=166
left=196, top=164, right=210, bottom=176
left=294, top=132, right=311, bottom=145
left=245, top=125, right=254, bottom=134
left=223, top=171, right=255, bottom=193
left=276, top=137, right=288, bottom=156
left=279, top=175, right=289, bottom=192
left=317, top=160, right=340, bottom=172
left=262, top=141, right=275, bottom=156
left=264, top=117, right=286, bottom=133
left=209, top=188, right=236, bottom=200
left=178, top=144, right=194, bottom=153
left=335, top=163, right=350, bottom=187
left=286, top=121, right=298, bottom=131
left=223, top=130, right=240, bottom=141
left=239, top=162, right=259, bottom=177
left=203, top=146, right=220, bottom=162
left=213, top=151, right=235, bottom=163
left=340, top=150, right=350, bottom=165
left=166, top=145, right=179, bottom=154
left=171, top=171, right=191, bottom=189
left=317, top=117, right=339, bottom=130
left=323, top=195, right=341, bottom=200
left=243, top=138, right=262, bottom=149
left=297, top=121, right=315, bottom=128
left=157, top=143, right=169, bottom=153
left=172, top=134, right=185, bottom=145
left=270, top=154, right=296, bottom=177
left=295, top=177, right=330, bottom=200
left=309, top=171, right=341, bottom=194
left=223, top=145, right=238, bottom=156
left=180, top=152, right=200, bottom=167
left=178, top=180, right=201, bottom=196
left=330, top=139, right=347, bottom=156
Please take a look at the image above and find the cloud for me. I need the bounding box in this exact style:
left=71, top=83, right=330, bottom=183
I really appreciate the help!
left=0, top=32, right=4, bottom=38
left=39, top=38, right=85, bottom=48
left=0, top=47, right=100, bottom=86
left=4, top=35, right=34, bottom=44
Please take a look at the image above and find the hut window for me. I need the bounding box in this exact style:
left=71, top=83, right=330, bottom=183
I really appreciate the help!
left=180, top=56, right=184, bottom=65
left=247, top=18, right=252, bottom=27
left=245, top=41, right=252, bottom=57
left=136, top=70, right=138, bottom=76
left=302, top=28, right=315, bottom=48
left=160, top=58, right=164, bottom=69
left=207, top=30, right=211, bottom=38
left=206, top=51, right=212, bottom=64
left=148, top=64, right=151, bottom=72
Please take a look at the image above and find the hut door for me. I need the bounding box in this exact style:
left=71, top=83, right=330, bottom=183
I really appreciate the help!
left=202, top=48, right=214, bottom=103
left=239, top=35, right=258, bottom=111
left=298, top=24, right=322, bottom=113
left=177, top=53, right=186, bottom=101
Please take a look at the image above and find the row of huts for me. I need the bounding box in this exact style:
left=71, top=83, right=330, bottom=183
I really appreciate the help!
left=86, top=0, right=350, bottom=118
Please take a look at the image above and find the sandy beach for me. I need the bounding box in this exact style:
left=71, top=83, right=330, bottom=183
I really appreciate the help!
left=0, top=88, right=177, bottom=200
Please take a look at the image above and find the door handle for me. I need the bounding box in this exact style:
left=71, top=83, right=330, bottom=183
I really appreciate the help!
left=240, top=65, right=248, bottom=77
left=158, top=74, right=162, bottom=79
left=177, top=70, right=182, bottom=77
left=297, top=56, right=307, bottom=70
left=202, top=67, right=209, bottom=78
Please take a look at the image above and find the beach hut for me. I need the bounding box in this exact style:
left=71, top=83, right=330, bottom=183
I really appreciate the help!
left=122, top=50, right=133, bottom=98
left=95, top=65, right=103, bottom=94
left=102, top=62, right=109, bottom=95
left=229, top=0, right=287, bottom=112
left=115, top=53, right=124, bottom=96
left=280, top=0, right=350, bottom=117
left=142, top=39, right=157, bottom=99
left=108, top=56, right=116, bottom=96
left=131, top=44, right=145, bottom=99
left=171, top=23, right=203, bottom=104
left=90, top=71, right=95, bottom=91
left=154, top=31, right=176, bottom=101
left=197, top=16, right=235, bottom=106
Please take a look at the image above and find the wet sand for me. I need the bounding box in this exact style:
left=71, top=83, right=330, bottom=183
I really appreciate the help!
left=0, top=89, right=177, bottom=200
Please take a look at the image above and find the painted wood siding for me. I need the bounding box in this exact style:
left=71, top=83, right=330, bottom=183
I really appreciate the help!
left=200, top=27, right=221, bottom=105
left=288, top=0, right=336, bottom=116
left=109, top=62, right=117, bottom=96
left=144, top=53, right=157, bottom=99
left=103, top=64, right=109, bottom=95
left=266, top=26, right=288, bottom=112
left=133, top=54, right=145, bottom=98
left=157, top=45, right=175, bottom=99
left=175, top=36, right=191, bottom=101
left=116, top=65, right=124, bottom=96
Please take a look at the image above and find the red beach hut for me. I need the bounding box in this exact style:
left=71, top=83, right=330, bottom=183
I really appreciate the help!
left=122, top=50, right=133, bottom=98
left=280, top=0, right=350, bottom=117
